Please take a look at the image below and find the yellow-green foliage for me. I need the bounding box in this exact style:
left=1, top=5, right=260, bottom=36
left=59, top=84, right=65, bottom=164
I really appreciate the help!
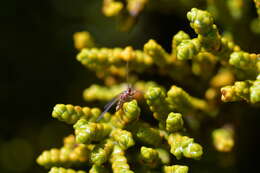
left=102, top=0, right=123, bottom=17
left=110, top=129, right=135, bottom=149
left=110, top=145, right=134, bottom=173
left=49, top=167, right=86, bottom=173
left=37, top=135, right=92, bottom=168
left=139, top=146, right=160, bottom=168
left=74, top=120, right=112, bottom=144
left=212, top=126, right=234, bottom=152
left=163, top=165, right=189, bottom=173
left=89, top=165, right=109, bottom=173
left=144, top=39, right=171, bottom=67
left=90, top=139, right=114, bottom=165
left=37, top=6, right=260, bottom=173
left=129, top=121, right=163, bottom=147
left=221, top=78, right=260, bottom=103
left=52, top=104, right=101, bottom=124
left=83, top=81, right=159, bottom=102
left=166, top=113, right=184, bottom=133
left=229, top=51, right=260, bottom=75
left=73, top=31, right=95, bottom=50
left=167, top=133, right=203, bottom=160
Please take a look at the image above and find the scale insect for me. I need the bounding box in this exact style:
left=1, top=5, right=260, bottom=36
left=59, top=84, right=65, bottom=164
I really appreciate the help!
left=96, top=61, right=137, bottom=122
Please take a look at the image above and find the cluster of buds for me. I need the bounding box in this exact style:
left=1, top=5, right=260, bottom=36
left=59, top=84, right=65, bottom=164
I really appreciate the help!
left=102, top=0, right=149, bottom=17
left=37, top=7, right=259, bottom=173
left=38, top=98, right=196, bottom=172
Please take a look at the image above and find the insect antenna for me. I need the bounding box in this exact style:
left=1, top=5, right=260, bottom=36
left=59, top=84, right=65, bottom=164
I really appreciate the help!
left=126, top=59, right=132, bottom=89
left=126, top=59, right=129, bottom=88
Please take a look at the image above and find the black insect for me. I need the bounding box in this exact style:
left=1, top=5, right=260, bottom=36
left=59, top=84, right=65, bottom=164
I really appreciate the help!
left=96, top=61, right=137, bottom=122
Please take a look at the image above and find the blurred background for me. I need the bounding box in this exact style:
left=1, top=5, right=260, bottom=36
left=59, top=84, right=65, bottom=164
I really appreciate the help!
left=4, top=0, right=260, bottom=172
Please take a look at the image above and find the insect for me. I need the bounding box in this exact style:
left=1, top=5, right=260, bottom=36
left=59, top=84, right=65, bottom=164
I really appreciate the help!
left=96, top=85, right=137, bottom=121
left=96, top=61, right=137, bottom=122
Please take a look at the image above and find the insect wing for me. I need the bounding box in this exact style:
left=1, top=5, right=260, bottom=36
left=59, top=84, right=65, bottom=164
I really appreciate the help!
left=96, top=96, right=119, bottom=122
left=104, top=95, right=120, bottom=110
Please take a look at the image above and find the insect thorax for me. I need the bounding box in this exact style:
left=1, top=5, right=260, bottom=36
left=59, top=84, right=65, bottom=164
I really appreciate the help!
left=116, top=87, right=136, bottom=111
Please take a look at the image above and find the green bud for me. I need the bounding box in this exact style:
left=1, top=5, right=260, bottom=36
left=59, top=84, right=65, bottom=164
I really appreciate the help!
left=230, top=51, right=259, bottom=74
left=168, top=133, right=203, bottom=160
left=90, top=139, right=114, bottom=165
left=110, top=145, right=134, bottom=173
left=166, top=86, right=192, bottom=114
left=89, top=165, right=109, bottom=173
left=172, top=31, right=190, bottom=50
left=123, top=100, right=141, bottom=122
left=111, top=129, right=135, bottom=149
left=176, top=39, right=201, bottom=60
left=166, top=113, right=184, bottom=132
left=212, top=127, right=234, bottom=152
left=52, top=104, right=101, bottom=124
left=163, top=165, right=189, bottom=173
left=49, top=167, right=86, bottom=173
left=187, top=8, right=214, bottom=35
left=140, top=146, right=160, bottom=168
left=250, top=79, right=260, bottom=103
left=156, top=148, right=171, bottom=165
left=130, top=122, right=163, bottom=146
left=103, top=0, right=123, bottom=17
left=74, top=119, right=112, bottom=144
left=183, top=143, right=203, bottom=159
left=144, top=39, right=170, bottom=67
left=145, top=86, right=170, bottom=122
left=221, top=80, right=260, bottom=103
left=73, top=31, right=95, bottom=50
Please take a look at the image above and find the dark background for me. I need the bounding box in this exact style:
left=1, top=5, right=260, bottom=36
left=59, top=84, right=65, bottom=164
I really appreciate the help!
left=4, top=0, right=260, bottom=172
